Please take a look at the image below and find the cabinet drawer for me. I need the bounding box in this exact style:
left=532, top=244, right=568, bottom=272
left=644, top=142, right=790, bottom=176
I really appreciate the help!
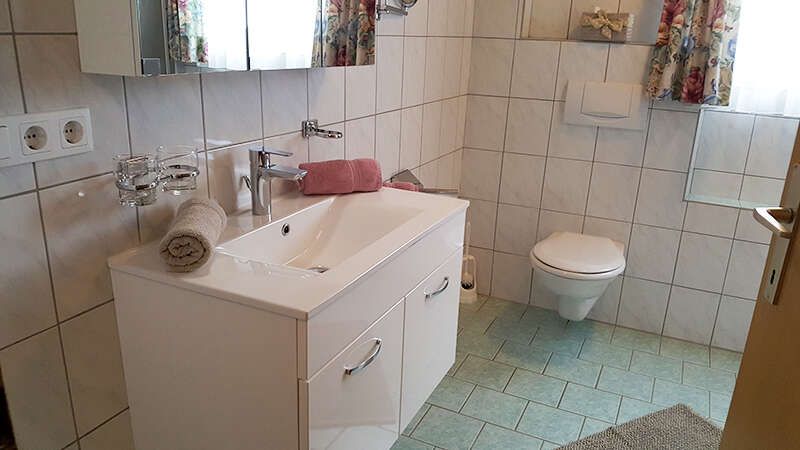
left=400, top=251, right=462, bottom=431
left=304, top=300, right=404, bottom=450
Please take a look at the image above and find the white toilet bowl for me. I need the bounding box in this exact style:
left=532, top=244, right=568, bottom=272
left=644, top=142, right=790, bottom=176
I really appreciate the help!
left=530, top=232, right=625, bottom=321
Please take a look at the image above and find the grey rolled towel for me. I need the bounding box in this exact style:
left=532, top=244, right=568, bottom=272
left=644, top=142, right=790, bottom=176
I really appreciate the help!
left=159, top=198, right=227, bottom=272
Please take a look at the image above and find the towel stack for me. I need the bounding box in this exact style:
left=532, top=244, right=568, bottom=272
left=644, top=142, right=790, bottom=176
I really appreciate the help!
left=159, top=198, right=227, bottom=272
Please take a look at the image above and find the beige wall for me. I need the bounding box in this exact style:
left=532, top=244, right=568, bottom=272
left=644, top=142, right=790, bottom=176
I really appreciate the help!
left=0, top=0, right=471, bottom=447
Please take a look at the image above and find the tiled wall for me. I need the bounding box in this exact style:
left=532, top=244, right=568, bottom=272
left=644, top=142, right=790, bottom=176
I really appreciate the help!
left=460, top=0, right=778, bottom=354
left=0, top=0, right=472, bottom=447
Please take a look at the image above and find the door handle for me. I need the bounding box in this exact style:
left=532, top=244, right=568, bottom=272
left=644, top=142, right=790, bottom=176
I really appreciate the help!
left=344, top=338, right=382, bottom=376
left=754, top=207, right=795, bottom=239
left=424, top=277, right=450, bottom=300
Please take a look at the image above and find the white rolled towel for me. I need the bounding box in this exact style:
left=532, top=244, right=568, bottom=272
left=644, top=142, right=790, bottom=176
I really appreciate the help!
left=159, top=198, right=227, bottom=272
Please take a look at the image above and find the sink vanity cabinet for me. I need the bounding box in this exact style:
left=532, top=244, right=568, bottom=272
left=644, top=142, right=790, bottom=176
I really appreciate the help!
left=108, top=190, right=468, bottom=450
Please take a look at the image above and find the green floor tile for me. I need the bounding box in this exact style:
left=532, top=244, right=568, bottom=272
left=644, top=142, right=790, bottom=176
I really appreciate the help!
left=710, top=391, right=732, bottom=422
left=479, top=298, right=528, bottom=320
left=544, top=353, right=602, bottom=387
left=454, top=355, right=515, bottom=391
left=504, top=370, right=566, bottom=407
left=411, top=406, right=483, bottom=450
left=579, top=340, right=633, bottom=369
left=629, top=351, right=682, bottom=383
left=521, top=306, right=568, bottom=331
left=540, top=442, right=561, bottom=450
left=558, top=383, right=621, bottom=423
left=427, top=376, right=475, bottom=411
left=610, top=327, right=661, bottom=354
left=456, top=329, right=505, bottom=359
left=616, top=397, right=661, bottom=424
left=652, top=379, right=710, bottom=417
left=494, top=341, right=551, bottom=373
left=459, top=309, right=495, bottom=334
left=566, top=320, right=614, bottom=342
left=517, top=402, right=583, bottom=445
left=683, top=362, right=737, bottom=394
left=711, top=347, right=742, bottom=373
left=596, top=366, right=654, bottom=402
left=391, top=436, right=435, bottom=450
left=580, top=417, right=613, bottom=438
left=660, top=337, right=710, bottom=366
left=487, top=318, right=537, bottom=344
left=447, top=351, right=468, bottom=376
left=532, top=329, right=584, bottom=357
left=459, top=296, right=488, bottom=312
left=403, top=404, right=430, bottom=436
left=460, top=386, right=527, bottom=428
left=472, top=423, right=543, bottom=450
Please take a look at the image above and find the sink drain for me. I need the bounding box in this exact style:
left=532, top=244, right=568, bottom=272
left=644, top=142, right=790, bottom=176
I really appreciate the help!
left=307, top=266, right=330, bottom=274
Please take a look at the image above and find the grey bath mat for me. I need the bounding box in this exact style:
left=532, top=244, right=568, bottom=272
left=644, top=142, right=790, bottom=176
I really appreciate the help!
left=558, top=404, right=722, bottom=450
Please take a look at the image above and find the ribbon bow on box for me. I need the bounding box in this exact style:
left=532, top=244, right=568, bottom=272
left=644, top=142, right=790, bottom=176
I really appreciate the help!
left=580, top=7, right=626, bottom=39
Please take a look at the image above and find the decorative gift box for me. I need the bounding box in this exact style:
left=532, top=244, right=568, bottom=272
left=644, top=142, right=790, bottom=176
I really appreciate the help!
left=578, top=8, right=634, bottom=42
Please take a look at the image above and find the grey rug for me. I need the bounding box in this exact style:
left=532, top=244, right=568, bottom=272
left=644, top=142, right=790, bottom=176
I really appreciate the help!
left=558, top=404, right=722, bottom=450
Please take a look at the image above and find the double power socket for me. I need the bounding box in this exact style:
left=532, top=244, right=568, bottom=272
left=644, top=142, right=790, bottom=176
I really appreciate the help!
left=0, top=108, right=94, bottom=168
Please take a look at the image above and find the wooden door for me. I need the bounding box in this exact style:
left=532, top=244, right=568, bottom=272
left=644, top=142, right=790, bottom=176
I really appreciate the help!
left=721, top=129, right=800, bottom=449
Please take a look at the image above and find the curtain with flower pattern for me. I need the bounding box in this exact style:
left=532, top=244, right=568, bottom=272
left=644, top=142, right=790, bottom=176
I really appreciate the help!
left=647, top=0, right=741, bottom=105
left=167, top=0, right=208, bottom=65
left=314, top=0, right=376, bottom=67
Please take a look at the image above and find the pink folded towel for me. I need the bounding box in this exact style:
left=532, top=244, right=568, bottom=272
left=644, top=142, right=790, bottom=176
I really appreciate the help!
left=382, top=181, right=419, bottom=192
left=299, top=159, right=383, bottom=195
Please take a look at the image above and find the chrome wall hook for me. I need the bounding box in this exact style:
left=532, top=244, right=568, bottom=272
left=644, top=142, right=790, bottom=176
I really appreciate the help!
left=377, top=0, right=418, bottom=20
left=302, top=120, right=343, bottom=139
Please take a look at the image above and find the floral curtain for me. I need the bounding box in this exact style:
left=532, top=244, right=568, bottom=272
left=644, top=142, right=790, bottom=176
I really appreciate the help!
left=314, top=0, right=376, bottom=67
left=167, top=0, right=208, bottom=65
left=647, top=0, right=741, bottom=105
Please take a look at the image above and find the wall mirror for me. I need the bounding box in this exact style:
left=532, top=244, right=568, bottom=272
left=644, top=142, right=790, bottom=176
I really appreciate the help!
left=685, top=108, right=799, bottom=208
left=76, top=0, right=377, bottom=76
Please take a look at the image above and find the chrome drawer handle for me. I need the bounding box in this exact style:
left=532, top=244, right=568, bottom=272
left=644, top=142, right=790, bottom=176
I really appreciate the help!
left=424, top=277, right=450, bottom=300
left=344, top=338, right=382, bottom=376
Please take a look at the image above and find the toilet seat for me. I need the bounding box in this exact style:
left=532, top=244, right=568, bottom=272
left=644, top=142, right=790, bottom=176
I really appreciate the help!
left=531, top=232, right=625, bottom=281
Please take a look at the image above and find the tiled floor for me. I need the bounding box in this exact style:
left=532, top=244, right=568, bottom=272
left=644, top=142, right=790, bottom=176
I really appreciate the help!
left=392, top=297, right=742, bottom=450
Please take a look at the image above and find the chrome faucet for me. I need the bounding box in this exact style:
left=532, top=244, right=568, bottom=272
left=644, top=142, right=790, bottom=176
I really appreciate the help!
left=244, top=147, right=307, bottom=218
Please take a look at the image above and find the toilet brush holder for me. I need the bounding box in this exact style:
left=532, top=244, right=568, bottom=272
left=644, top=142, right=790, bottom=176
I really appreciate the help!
left=460, top=254, right=478, bottom=304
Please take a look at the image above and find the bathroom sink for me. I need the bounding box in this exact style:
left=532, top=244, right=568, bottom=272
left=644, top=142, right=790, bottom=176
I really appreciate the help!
left=217, top=194, right=424, bottom=274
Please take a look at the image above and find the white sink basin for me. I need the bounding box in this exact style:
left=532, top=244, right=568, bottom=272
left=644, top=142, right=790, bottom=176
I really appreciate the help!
left=217, top=195, right=424, bottom=274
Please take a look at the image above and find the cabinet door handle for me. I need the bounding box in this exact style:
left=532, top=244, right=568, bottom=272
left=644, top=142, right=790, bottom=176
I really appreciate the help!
left=425, top=277, right=450, bottom=300
left=344, top=338, right=382, bottom=376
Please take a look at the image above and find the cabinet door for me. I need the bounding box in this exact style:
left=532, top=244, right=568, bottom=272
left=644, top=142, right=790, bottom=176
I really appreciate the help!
left=306, top=300, right=404, bottom=450
left=400, top=251, right=462, bottom=431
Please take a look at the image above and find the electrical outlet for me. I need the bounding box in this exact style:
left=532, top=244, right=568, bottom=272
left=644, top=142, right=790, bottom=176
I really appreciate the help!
left=60, top=116, right=89, bottom=148
left=0, top=108, right=94, bottom=168
left=20, top=122, right=53, bottom=154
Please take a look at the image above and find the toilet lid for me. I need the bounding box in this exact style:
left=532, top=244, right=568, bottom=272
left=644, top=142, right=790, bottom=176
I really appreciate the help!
left=533, top=232, right=625, bottom=274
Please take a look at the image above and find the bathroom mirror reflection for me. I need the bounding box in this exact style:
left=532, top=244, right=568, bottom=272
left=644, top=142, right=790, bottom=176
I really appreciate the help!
left=685, top=108, right=799, bottom=208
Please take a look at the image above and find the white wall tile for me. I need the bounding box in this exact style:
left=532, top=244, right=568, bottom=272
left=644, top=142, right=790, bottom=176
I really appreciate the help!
left=644, top=110, right=698, bottom=172
left=583, top=217, right=631, bottom=251
left=404, top=0, right=429, bottom=36
left=689, top=169, right=743, bottom=200
left=606, top=44, right=652, bottom=85
left=427, top=0, right=448, bottom=35
left=468, top=38, right=514, bottom=96
left=9, top=0, right=75, bottom=32
left=402, top=37, right=427, bottom=107
left=464, top=95, right=508, bottom=151
left=346, top=65, right=377, bottom=120
left=555, top=42, right=609, bottom=101
left=439, top=97, right=460, bottom=155
left=547, top=102, right=598, bottom=160
left=207, top=143, right=253, bottom=214
left=683, top=203, right=738, bottom=238
left=0, top=164, right=35, bottom=198
left=0, top=0, right=9, bottom=31
left=61, top=302, right=127, bottom=435
left=375, top=111, right=402, bottom=178
left=0, top=36, right=23, bottom=115
left=459, top=36, right=473, bottom=96
left=400, top=105, right=423, bottom=169
left=0, top=193, right=55, bottom=348
left=745, top=116, right=798, bottom=178
left=734, top=209, right=771, bottom=244
left=541, top=157, right=592, bottom=215
left=626, top=224, right=681, bottom=283
left=436, top=151, right=460, bottom=189
left=308, top=123, right=345, bottom=162
left=376, top=37, right=404, bottom=113
left=80, top=411, right=135, bottom=450
left=261, top=69, right=308, bottom=136
left=499, top=153, right=546, bottom=208
left=663, top=286, right=720, bottom=345
left=739, top=176, right=784, bottom=206
left=694, top=111, right=754, bottom=173
left=586, top=163, right=641, bottom=222
left=537, top=209, right=583, bottom=241
left=510, top=40, right=560, bottom=100
left=595, top=126, right=647, bottom=166
left=491, top=252, right=532, bottom=304
left=309, top=67, right=345, bottom=126
left=619, top=0, right=662, bottom=43
left=466, top=199, right=498, bottom=248
left=0, top=329, right=76, bottom=449
left=460, top=148, right=502, bottom=201
left=634, top=169, right=687, bottom=229
left=495, top=204, right=539, bottom=256
left=618, top=277, right=670, bottom=334
left=376, top=7, right=405, bottom=36
left=443, top=37, right=464, bottom=98
left=423, top=37, right=446, bottom=101
left=473, top=0, right=519, bottom=38
left=712, top=297, right=755, bottom=352
left=505, top=99, right=552, bottom=156
left=446, top=0, right=468, bottom=36
left=673, top=232, right=732, bottom=293
left=723, top=241, right=769, bottom=300
left=421, top=101, right=442, bottom=163
left=525, top=0, right=571, bottom=39
left=40, top=175, right=139, bottom=319
left=345, top=116, right=376, bottom=160
left=202, top=71, right=262, bottom=149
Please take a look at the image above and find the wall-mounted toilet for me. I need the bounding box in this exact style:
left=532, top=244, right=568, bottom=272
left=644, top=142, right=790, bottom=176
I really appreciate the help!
left=530, top=232, right=625, bottom=321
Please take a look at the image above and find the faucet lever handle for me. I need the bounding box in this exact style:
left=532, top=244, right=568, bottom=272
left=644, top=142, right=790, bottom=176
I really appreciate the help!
left=249, top=146, right=293, bottom=158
